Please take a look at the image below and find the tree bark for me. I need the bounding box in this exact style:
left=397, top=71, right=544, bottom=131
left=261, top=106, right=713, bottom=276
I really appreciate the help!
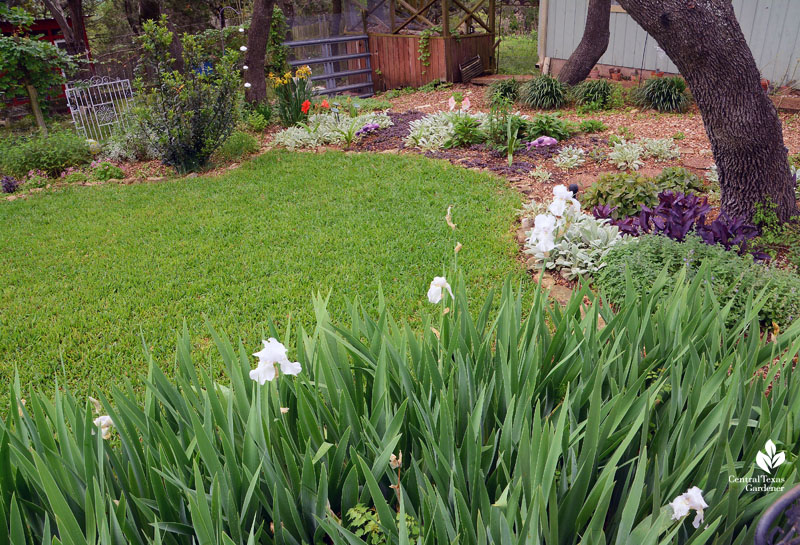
left=557, top=0, right=611, bottom=85
left=42, top=0, right=91, bottom=78
left=25, top=82, right=47, bottom=135
left=244, top=0, right=275, bottom=104
left=617, top=0, right=797, bottom=222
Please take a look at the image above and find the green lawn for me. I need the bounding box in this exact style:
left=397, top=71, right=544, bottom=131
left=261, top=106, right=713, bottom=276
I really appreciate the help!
left=497, top=34, right=539, bottom=75
left=0, top=151, right=525, bottom=396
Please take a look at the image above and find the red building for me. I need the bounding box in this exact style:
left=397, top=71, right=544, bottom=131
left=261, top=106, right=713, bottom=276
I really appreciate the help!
left=0, top=17, right=92, bottom=107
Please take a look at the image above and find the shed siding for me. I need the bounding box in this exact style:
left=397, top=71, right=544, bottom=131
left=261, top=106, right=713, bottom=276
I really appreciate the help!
left=543, top=0, right=800, bottom=84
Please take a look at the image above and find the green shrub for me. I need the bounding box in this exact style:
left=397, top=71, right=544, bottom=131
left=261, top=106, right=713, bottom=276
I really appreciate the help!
left=214, top=130, right=259, bottom=162
left=525, top=112, right=574, bottom=141
left=488, top=78, right=521, bottom=106
left=0, top=130, right=91, bottom=177
left=578, top=119, right=607, bottom=133
left=2, top=271, right=799, bottom=544
left=519, top=74, right=567, bottom=109
left=90, top=160, right=124, bottom=181
left=570, top=79, right=621, bottom=110
left=137, top=17, right=241, bottom=173
left=634, top=76, right=691, bottom=112
left=582, top=172, right=659, bottom=217
left=598, top=234, right=800, bottom=325
left=654, top=166, right=705, bottom=194
left=445, top=114, right=485, bottom=148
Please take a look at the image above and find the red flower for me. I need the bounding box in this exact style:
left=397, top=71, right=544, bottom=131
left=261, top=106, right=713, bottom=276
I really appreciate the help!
left=301, top=100, right=311, bottom=114
left=321, top=99, right=330, bottom=109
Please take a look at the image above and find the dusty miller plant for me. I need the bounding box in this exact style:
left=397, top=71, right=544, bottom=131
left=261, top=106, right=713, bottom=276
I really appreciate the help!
left=641, top=138, right=680, bottom=161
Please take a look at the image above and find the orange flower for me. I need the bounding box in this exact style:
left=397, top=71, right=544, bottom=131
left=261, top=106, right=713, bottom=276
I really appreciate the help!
left=301, top=100, right=311, bottom=114
left=321, top=99, right=330, bottom=109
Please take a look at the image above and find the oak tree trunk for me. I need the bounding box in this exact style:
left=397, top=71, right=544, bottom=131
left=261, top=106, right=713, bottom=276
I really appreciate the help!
left=557, top=0, right=610, bottom=85
left=617, top=0, right=797, bottom=222
left=244, top=0, right=276, bottom=104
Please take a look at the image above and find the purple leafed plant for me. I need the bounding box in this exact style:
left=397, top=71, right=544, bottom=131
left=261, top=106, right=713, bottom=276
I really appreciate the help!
left=592, top=204, right=641, bottom=235
left=696, top=213, right=767, bottom=259
left=1, top=176, right=20, bottom=194
left=355, top=123, right=380, bottom=137
left=639, top=191, right=711, bottom=242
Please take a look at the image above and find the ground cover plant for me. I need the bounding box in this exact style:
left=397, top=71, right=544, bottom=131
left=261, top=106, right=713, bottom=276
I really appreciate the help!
left=1, top=263, right=798, bottom=544
left=0, top=151, right=524, bottom=396
left=598, top=234, right=800, bottom=325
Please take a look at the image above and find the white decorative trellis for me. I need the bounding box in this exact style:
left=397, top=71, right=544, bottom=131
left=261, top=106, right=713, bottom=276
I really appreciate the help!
left=64, top=77, right=135, bottom=141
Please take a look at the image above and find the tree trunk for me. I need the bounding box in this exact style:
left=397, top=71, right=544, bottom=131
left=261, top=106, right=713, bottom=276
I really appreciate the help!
left=330, top=0, right=343, bottom=36
left=42, top=0, right=91, bottom=78
left=556, top=0, right=611, bottom=85
left=617, top=0, right=797, bottom=222
left=244, top=0, right=275, bottom=104
left=25, top=83, right=47, bottom=135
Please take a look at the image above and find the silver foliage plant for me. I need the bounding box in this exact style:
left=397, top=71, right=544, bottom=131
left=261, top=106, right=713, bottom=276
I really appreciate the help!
left=405, top=112, right=489, bottom=150
left=608, top=139, right=645, bottom=171
left=641, top=138, right=681, bottom=161
left=272, top=112, right=393, bottom=150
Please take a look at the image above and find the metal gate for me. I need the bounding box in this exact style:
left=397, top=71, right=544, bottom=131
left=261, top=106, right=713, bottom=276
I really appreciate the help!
left=64, top=77, right=135, bottom=141
left=286, top=35, right=374, bottom=97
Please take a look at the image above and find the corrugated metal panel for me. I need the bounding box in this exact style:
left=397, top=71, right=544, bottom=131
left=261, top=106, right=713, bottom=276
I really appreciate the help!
left=542, top=0, right=800, bottom=84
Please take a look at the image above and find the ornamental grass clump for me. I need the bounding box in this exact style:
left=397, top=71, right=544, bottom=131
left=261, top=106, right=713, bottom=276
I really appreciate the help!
left=3, top=264, right=799, bottom=544
left=634, top=76, right=692, bottom=113
left=520, top=74, right=567, bottom=109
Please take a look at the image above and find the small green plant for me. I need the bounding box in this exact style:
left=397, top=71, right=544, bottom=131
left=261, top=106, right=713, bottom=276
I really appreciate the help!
left=445, top=115, right=485, bottom=148
left=672, top=131, right=686, bottom=141
left=213, top=130, right=259, bottom=162
left=608, top=139, right=644, bottom=170
left=335, top=118, right=362, bottom=148
left=553, top=145, right=586, bottom=171
left=346, top=505, right=421, bottom=545
left=579, top=119, right=607, bottom=133
left=90, top=161, right=124, bottom=181
left=588, top=148, right=607, bottom=164
left=634, top=76, right=691, bottom=112
left=654, top=166, right=705, bottom=194
left=706, top=164, right=719, bottom=184
left=526, top=112, right=573, bottom=141
left=520, top=74, right=567, bottom=109
left=582, top=172, right=660, bottom=217
left=488, top=78, right=521, bottom=106
left=245, top=111, right=269, bottom=132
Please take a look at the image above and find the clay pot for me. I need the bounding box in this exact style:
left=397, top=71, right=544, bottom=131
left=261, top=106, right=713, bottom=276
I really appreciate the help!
left=611, top=72, right=621, bottom=81
left=761, top=79, right=770, bottom=91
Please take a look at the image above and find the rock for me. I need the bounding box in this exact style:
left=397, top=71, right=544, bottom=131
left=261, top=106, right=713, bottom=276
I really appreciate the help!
left=547, top=284, right=574, bottom=306
left=147, top=176, right=165, bottom=182
left=540, top=275, right=556, bottom=289
left=525, top=257, right=538, bottom=270
left=516, top=229, right=528, bottom=244
left=228, top=163, right=240, bottom=170
left=380, top=148, right=399, bottom=154
left=521, top=217, right=534, bottom=229
left=185, top=173, right=198, bottom=178
left=6, top=195, right=16, bottom=201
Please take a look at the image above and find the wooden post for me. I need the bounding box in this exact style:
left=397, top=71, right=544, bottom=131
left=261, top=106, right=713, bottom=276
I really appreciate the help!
left=443, top=0, right=453, bottom=81
left=389, top=0, right=396, bottom=33
left=442, top=0, right=450, bottom=36
left=488, top=0, right=495, bottom=71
